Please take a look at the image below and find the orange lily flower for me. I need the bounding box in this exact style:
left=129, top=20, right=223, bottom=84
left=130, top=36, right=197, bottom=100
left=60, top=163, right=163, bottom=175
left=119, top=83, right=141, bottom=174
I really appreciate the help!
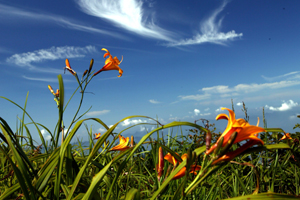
left=206, top=108, right=265, bottom=155
left=110, top=135, right=131, bottom=151
left=157, top=147, right=164, bottom=181
left=64, top=59, right=76, bottom=75
left=94, top=133, right=101, bottom=139
left=94, top=48, right=123, bottom=77
left=279, top=133, right=292, bottom=141
left=164, top=153, right=201, bottom=180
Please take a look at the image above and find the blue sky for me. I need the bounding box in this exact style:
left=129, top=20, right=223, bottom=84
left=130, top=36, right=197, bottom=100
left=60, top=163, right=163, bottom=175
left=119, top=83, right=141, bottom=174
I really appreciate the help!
left=1, top=0, right=300, bottom=143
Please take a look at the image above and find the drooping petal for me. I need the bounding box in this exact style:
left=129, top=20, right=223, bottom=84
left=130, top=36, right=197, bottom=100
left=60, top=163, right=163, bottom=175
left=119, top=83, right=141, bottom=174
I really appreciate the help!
left=164, top=153, right=178, bottom=165
left=172, top=167, right=187, bottom=180
left=212, top=139, right=261, bottom=165
left=110, top=135, right=130, bottom=151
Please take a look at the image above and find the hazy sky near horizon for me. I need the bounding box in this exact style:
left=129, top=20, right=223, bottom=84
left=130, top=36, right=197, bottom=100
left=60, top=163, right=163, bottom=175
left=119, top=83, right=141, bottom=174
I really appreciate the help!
left=1, top=0, right=300, bottom=142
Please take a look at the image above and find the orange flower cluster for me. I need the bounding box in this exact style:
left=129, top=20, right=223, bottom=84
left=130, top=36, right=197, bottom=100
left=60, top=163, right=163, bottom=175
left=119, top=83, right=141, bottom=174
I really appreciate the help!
left=64, top=48, right=123, bottom=78
left=206, top=108, right=265, bottom=164
left=161, top=151, right=201, bottom=180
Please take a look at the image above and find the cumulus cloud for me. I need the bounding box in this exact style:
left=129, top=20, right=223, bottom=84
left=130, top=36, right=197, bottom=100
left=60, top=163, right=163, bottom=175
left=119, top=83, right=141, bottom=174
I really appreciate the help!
left=86, top=110, right=110, bottom=116
left=215, top=107, right=223, bottom=112
left=265, top=100, right=298, bottom=112
left=76, top=0, right=174, bottom=41
left=166, top=1, right=242, bottom=46
left=41, top=129, right=52, bottom=141
left=149, top=99, right=161, bottom=104
left=122, top=118, right=149, bottom=126
left=194, top=109, right=200, bottom=116
left=236, top=102, right=243, bottom=106
left=98, top=127, right=107, bottom=133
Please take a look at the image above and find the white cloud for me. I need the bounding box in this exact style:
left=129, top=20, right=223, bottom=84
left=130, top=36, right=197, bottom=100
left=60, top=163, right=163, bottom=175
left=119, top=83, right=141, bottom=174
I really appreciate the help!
left=0, top=4, right=126, bottom=39
left=121, top=118, right=148, bottom=126
left=215, top=107, right=223, bottom=112
left=86, top=110, right=110, bottom=116
left=262, top=71, right=300, bottom=82
left=236, top=102, right=243, bottom=106
left=200, top=113, right=211, bottom=116
left=202, top=85, right=232, bottom=94
left=202, top=81, right=300, bottom=94
left=41, top=129, right=51, bottom=141
left=265, top=100, right=298, bottom=111
left=77, top=0, right=174, bottom=41
left=194, top=109, right=200, bottom=116
left=149, top=99, right=161, bottom=104
left=166, top=1, right=242, bottom=46
left=180, top=79, right=300, bottom=102
left=7, top=46, right=96, bottom=68
left=178, top=93, right=211, bottom=101
left=98, top=127, right=107, bottom=133
left=22, top=76, right=61, bottom=82
left=204, top=108, right=210, bottom=112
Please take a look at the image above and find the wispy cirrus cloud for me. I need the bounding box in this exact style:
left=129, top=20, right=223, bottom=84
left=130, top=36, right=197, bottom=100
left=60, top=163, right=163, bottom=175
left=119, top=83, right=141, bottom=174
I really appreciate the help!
left=178, top=93, right=211, bottom=101
left=178, top=79, right=300, bottom=102
left=166, top=1, right=242, bottom=47
left=7, top=45, right=96, bottom=72
left=262, top=71, right=300, bottom=82
left=22, top=76, right=61, bottom=82
left=86, top=110, right=110, bottom=116
left=265, top=100, right=298, bottom=111
left=0, top=4, right=126, bottom=39
left=149, top=99, right=161, bottom=104
left=76, top=0, right=175, bottom=41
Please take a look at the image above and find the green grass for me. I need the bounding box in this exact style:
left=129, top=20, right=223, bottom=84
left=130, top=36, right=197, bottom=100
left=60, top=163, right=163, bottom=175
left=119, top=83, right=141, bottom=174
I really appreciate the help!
left=0, top=58, right=299, bottom=200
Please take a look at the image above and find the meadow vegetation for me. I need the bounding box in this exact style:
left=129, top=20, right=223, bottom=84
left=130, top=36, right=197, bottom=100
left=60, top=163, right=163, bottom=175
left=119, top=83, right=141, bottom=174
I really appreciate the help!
left=0, top=49, right=299, bottom=199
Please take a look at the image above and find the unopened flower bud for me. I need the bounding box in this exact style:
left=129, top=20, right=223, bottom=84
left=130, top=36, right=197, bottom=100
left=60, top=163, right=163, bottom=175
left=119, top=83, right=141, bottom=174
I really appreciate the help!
left=83, top=69, right=88, bottom=77
left=213, top=136, right=224, bottom=156
left=88, top=59, right=94, bottom=73
left=206, top=131, right=212, bottom=151
left=130, top=136, right=134, bottom=147
left=218, top=131, right=238, bottom=158
left=55, top=89, right=59, bottom=98
left=48, top=85, right=55, bottom=95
